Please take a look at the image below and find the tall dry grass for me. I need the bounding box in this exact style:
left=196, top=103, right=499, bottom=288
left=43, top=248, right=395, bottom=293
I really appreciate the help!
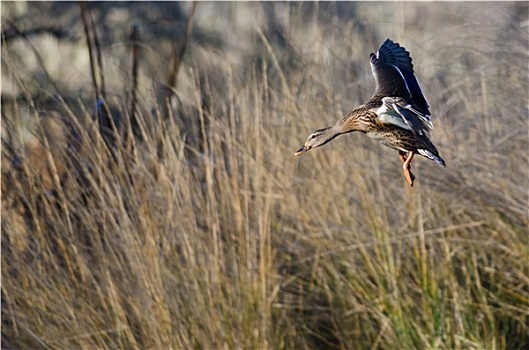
left=2, top=2, right=528, bottom=349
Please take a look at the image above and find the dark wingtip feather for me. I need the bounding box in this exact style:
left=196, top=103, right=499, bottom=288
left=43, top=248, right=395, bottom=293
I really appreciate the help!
left=377, top=38, right=414, bottom=73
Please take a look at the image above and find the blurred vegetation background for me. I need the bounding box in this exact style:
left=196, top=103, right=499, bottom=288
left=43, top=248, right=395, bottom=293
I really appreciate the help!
left=2, top=2, right=528, bottom=349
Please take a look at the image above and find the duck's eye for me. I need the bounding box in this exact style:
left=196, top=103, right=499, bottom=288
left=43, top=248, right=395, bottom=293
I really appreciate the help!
left=310, top=133, right=319, bottom=140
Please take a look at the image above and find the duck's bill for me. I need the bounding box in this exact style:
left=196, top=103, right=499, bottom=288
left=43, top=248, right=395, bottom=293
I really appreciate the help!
left=293, top=145, right=310, bottom=157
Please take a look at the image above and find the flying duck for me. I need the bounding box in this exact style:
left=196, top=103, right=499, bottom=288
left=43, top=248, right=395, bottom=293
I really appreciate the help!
left=294, top=38, right=445, bottom=186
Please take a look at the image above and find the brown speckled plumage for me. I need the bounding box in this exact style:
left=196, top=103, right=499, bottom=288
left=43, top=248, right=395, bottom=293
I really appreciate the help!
left=294, top=39, right=445, bottom=186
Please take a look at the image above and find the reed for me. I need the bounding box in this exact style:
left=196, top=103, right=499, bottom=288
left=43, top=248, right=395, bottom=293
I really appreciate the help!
left=2, top=2, right=528, bottom=349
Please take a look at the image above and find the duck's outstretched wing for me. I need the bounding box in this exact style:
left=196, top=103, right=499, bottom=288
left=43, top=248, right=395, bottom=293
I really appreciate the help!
left=377, top=97, right=433, bottom=137
left=369, top=39, right=431, bottom=117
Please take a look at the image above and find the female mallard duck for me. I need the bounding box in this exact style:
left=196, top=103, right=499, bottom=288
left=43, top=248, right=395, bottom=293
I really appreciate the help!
left=294, top=39, right=445, bottom=186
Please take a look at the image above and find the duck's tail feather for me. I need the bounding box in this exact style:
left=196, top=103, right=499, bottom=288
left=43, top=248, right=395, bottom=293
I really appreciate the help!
left=418, top=149, right=446, bottom=167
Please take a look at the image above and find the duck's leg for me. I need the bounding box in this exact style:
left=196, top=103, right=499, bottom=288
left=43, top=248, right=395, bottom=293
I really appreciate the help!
left=399, top=151, right=407, bottom=164
left=400, top=151, right=415, bottom=186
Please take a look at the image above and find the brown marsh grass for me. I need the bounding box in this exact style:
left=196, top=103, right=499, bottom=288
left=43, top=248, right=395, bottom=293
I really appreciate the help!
left=2, top=2, right=528, bottom=349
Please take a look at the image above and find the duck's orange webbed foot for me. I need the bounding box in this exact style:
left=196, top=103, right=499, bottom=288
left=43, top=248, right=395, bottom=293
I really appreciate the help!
left=399, top=151, right=415, bottom=186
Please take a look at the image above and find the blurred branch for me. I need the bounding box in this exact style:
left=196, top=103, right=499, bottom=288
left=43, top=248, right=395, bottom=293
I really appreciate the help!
left=2, top=25, right=69, bottom=44
left=79, top=1, right=101, bottom=100
left=79, top=1, right=115, bottom=151
left=164, top=1, right=197, bottom=120
left=87, top=4, right=106, bottom=98
left=129, top=23, right=140, bottom=141
left=1, top=20, right=61, bottom=95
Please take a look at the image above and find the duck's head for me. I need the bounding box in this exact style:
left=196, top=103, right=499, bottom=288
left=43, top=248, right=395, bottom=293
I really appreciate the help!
left=293, top=126, right=337, bottom=157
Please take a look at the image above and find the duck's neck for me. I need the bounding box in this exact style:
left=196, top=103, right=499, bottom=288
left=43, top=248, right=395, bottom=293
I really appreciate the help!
left=335, top=107, right=372, bottom=134
left=318, top=123, right=343, bottom=146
